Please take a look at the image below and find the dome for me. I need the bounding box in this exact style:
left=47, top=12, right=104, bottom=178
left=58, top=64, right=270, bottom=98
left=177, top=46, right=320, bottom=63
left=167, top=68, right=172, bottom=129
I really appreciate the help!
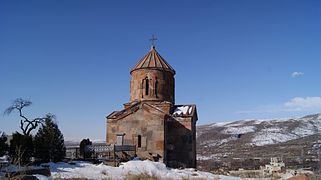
left=130, top=46, right=175, bottom=75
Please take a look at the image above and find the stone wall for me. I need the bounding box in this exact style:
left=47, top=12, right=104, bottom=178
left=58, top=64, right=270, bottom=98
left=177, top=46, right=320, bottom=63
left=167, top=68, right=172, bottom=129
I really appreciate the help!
left=130, top=69, right=175, bottom=103
left=107, top=104, right=166, bottom=161
left=166, top=116, right=197, bottom=168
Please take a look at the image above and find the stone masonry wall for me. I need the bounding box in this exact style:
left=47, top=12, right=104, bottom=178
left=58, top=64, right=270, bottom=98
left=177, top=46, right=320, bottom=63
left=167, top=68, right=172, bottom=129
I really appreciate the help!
left=166, top=116, right=197, bottom=168
left=130, top=69, right=175, bottom=103
left=107, top=104, right=166, bottom=161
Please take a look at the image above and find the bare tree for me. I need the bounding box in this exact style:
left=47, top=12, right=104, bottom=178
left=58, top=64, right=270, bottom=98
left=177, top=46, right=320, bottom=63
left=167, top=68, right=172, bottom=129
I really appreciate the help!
left=13, top=144, right=26, bottom=167
left=4, top=98, right=54, bottom=136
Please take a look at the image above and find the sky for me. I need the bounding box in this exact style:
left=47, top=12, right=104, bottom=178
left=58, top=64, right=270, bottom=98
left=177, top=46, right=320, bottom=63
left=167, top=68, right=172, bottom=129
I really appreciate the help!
left=0, top=0, right=321, bottom=141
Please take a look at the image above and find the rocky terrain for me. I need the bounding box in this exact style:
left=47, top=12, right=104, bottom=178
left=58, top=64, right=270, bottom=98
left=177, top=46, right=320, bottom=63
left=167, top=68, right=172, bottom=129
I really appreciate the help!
left=196, top=113, right=321, bottom=172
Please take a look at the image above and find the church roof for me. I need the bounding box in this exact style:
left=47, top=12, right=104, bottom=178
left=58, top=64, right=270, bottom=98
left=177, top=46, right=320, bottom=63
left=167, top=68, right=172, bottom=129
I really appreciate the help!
left=130, top=46, right=176, bottom=74
left=107, top=101, right=197, bottom=122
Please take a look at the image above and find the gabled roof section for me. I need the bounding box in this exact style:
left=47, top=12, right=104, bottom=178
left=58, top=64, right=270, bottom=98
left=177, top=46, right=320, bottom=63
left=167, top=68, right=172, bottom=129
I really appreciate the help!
left=130, top=46, right=176, bottom=75
left=107, top=101, right=170, bottom=121
left=107, top=101, right=140, bottom=120
left=107, top=102, right=198, bottom=122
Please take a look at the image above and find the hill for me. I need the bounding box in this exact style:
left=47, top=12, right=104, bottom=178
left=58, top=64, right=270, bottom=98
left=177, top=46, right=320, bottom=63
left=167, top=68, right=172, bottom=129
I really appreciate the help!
left=196, top=113, right=321, bottom=172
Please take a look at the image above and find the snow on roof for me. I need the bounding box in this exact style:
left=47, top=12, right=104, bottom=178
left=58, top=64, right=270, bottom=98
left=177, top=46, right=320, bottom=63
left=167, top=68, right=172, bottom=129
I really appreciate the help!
left=173, top=105, right=193, bottom=116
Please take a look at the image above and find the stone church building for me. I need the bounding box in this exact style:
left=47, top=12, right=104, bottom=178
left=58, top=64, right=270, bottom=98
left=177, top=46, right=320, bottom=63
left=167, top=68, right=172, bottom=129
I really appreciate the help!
left=106, top=45, right=198, bottom=168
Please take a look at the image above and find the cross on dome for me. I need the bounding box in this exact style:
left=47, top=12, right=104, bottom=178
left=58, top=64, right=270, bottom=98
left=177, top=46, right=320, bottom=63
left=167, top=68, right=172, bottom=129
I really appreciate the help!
left=149, top=34, right=158, bottom=48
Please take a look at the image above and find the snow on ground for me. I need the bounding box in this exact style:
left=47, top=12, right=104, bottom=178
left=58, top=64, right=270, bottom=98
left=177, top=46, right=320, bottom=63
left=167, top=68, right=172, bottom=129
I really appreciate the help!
left=0, top=155, right=9, bottom=162
left=38, top=160, right=239, bottom=180
left=222, top=126, right=256, bottom=134
left=206, top=117, right=290, bottom=128
left=33, top=174, right=49, bottom=180
left=224, top=121, right=247, bottom=127
left=209, top=121, right=233, bottom=127
left=300, top=113, right=321, bottom=121
left=261, top=127, right=282, bottom=133
left=197, top=153, right=232, bottom=161
left=250, top=132, right=298, bottom=146
left=249, top=115, right=321, bottom=146
left=197, top=155, right=214, bottom=161
left=293, top=124, right=315, bottom=136
left=201, top=136, right=238, bottom=147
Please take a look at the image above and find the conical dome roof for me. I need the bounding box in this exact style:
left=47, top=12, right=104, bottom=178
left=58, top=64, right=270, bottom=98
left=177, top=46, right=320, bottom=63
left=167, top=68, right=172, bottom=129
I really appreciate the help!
left=130, top=46, right=175, bottom=74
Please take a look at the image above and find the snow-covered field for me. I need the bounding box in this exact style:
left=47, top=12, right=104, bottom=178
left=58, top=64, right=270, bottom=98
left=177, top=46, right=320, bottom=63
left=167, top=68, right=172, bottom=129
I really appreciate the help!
left=4, top=160, right=239, bottom=180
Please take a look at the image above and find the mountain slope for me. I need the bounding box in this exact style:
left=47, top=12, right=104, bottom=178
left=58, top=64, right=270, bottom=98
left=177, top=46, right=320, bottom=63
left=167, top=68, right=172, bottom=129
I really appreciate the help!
left=197, top=113, right=321, bottom=162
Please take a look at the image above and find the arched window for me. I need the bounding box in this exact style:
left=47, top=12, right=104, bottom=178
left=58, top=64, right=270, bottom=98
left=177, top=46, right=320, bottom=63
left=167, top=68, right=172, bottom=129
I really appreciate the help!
left=145, top=79, right=149, bottom=95
left=138, top=135, right=142, bottom=148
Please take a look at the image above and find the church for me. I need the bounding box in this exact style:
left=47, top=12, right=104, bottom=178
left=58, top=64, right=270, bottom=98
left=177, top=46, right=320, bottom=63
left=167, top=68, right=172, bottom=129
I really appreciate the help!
left=106, top=44, right=198, bottom=168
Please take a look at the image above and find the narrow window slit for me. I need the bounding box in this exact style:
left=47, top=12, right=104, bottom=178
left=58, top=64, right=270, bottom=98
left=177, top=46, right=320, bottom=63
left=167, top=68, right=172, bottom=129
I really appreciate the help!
left=138, top=135, right=142, bottom=148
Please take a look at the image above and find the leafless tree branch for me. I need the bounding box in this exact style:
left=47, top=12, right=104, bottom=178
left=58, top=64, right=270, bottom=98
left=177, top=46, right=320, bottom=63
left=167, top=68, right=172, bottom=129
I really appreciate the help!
left=4, top=98, right=49, bottom=136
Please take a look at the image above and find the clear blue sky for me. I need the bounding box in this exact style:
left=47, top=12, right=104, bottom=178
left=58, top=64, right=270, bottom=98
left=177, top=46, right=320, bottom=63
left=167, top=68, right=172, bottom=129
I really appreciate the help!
left=1, top=0, right=320, bottom=141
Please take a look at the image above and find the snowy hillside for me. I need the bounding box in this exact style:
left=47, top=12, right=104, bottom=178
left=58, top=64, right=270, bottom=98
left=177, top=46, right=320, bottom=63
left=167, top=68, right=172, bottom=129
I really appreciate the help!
left=196, top=113, right=321, bottom=163
left=198, top=113, right=321, bottom=147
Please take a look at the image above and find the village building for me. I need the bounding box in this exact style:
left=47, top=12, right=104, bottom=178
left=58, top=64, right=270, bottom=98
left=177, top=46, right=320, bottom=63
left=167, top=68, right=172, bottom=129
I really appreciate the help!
left=106, top=45, right=198, bottom=168
left=263, top=157, right=286, bottom=175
